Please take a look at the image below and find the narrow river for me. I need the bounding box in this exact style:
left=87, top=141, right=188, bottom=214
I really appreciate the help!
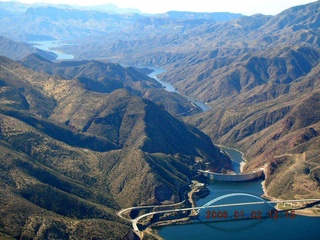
left=157, top=148, right=320, bottom=240
left=148, top=67, right=211, bottom=112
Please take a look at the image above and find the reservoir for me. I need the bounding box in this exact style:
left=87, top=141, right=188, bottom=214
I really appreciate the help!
left=157, top=147, right=320, bottom=240
left=220, top=146, right=244, bottom=174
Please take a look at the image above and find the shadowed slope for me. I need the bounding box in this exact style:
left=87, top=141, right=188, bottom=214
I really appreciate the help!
left=0, top=56, right=231, bottom=238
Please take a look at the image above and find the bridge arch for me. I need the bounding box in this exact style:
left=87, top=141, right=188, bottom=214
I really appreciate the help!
left=198, top=193, right=274, bottom=213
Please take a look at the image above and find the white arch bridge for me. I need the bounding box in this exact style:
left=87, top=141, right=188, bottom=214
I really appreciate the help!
left=196, top=192, right=274, bottom=214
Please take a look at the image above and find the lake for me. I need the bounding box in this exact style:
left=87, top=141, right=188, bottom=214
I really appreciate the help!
left=157, top=148, right=320, bottom=240
left=28, top=40, right=74, bottom=60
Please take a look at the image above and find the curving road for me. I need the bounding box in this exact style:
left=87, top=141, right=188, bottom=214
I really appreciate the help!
left=119, top=196, right=320, bottom=237
left=117, top=200, right=186, bottom=221
left=131, top=201, right=270, bottom=233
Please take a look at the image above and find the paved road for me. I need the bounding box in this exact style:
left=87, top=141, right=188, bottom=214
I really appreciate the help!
left=117, top=200, right=185, bottom=221
left=130, top=198, right=320, bottom=234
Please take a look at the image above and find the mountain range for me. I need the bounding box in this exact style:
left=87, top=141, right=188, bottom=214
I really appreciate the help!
left=0, top=2, right=241, bottom=41
left=0, top=0, right=320, bottom=239
left=0, top=55, right=231, bottom=239
left=54, top=0, right=320, bottom=201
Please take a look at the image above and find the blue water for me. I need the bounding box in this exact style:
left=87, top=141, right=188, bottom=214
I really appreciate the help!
left=28, top=40, right=74, bottom=60
left=148, top=67, right=178, bottom=93
left=158, top=148, right=320, bottom=240
left=219, top=146, right=245, bottom=173
left=147, top=67, right=211, bottom=112
left=159, top=215, right=320, bottom=240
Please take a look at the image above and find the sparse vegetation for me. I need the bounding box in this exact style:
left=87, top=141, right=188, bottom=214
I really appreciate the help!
left=0, top=55, right=231, bottom=238
left=0, top=1, right=319, bottom=238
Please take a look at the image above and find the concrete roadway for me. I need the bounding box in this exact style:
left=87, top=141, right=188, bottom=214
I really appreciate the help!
left=123, top=198, right=320, bottom=234
left=117, top=200, right=186, bottom=221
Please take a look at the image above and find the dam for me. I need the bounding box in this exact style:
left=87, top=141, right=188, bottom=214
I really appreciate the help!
left=198, top=169, right=264, bottom=182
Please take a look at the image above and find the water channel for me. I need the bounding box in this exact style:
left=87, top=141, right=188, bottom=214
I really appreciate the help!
left=147, top=67, right=211, bottom=112
left=157, top=148, right=320, bottom=240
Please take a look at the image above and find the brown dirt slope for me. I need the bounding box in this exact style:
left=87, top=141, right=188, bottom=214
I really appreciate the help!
left=0, top=56, right=231, bottom=238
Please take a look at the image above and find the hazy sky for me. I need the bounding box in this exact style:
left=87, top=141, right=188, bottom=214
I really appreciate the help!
left=4, top=0, right=318, bottom=15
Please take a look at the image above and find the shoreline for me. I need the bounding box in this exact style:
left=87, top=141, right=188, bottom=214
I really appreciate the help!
left=215, top=144, right=247, bottom=173
left=143, top=150, right=320, bottom=239
left=147, top=66, right=211, bottom=112
left=261, top=178, right=320, bottom=217
left=142, top=181, right=203, bottom=239
left=145, top=178, right=320, bottom=239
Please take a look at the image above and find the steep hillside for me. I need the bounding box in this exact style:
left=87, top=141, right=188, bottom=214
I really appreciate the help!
left=185, top=63, right=320, bottom=200
left=1, top=1, right=319, bottom=236
left=82, top=0, right=320, bottom=201
left=162, top=46, right=320, bottom=104
left=0, top=114, right=129, bottom=239
left=21, top=54, right=161, bottom=94
left=21, top=53, right=202, bottom=117
left=4, top=0, right=317, bottom=204
left=0, top=36, right=57, bottom=60
left=0, top=56, right=56, bottom=117
left=0, top=56, right=231, bottom=239
left=157, top=1, right=320, bottom=102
